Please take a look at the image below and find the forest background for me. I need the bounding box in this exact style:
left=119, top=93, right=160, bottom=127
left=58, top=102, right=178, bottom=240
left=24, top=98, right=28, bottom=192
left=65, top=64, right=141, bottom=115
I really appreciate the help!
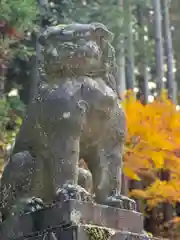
left=1, top=0, right=180, bottom=238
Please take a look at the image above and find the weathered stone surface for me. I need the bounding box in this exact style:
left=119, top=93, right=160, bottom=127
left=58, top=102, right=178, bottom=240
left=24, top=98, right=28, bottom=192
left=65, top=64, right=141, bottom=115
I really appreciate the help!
left=0, top=23, right=135, bottom=221
left=0, top=224, right=162, bottom=240
left=0, top=200, right=144, bottom=240
left=78, top=225, right=163, bottom=240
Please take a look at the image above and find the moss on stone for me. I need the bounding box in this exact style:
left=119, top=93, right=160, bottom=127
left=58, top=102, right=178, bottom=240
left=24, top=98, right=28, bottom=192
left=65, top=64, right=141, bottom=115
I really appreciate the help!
left=85, top=225, right=115, bottom=240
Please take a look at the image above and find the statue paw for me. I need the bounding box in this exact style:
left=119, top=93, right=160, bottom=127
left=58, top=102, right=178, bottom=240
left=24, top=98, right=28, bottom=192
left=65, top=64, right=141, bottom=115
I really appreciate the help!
left=23, top=197, right=46, bottom=213
left=117, top=195, right=137, bottom=211
left=11, top=197, right=46, bottom=217
left=55, top=184, right=94, bottom=203
left=104, top=195, right=136, bottom=210
left=103, top=196, right=124, bottom=209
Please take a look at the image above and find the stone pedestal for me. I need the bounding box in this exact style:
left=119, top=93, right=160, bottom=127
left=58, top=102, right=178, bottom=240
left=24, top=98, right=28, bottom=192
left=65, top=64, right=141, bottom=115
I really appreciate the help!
left=0, top=200, right=157, bottom=240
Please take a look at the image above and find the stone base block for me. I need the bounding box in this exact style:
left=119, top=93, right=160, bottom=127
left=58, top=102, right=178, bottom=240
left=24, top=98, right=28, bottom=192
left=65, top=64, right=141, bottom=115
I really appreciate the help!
left=0, top=200, right=146, bottom=240
left=5, top=225, right=158, bottom=240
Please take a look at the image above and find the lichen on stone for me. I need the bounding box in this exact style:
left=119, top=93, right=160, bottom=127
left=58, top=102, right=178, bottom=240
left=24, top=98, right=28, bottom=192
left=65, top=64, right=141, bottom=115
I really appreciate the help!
left=85, top=224, right=115, bottom=240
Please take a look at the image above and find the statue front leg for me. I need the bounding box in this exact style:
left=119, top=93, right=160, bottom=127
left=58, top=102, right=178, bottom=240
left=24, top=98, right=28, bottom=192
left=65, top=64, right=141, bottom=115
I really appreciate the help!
left=92, top=143, right=136, bottom=210
left=78, top=167, right=93, bottom=194
left=52, top=137, right=93, bottom=203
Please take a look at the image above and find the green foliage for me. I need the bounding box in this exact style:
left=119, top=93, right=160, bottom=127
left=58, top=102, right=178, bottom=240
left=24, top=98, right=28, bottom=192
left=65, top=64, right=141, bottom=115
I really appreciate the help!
left=0, top=0, right=37, bottom=31
left=0, top=91, right=24, bottom=167
left=13, top=44, right=35, bottom=61
left=0, top=97, right=9, bottom=127
left=0, top=0, right=38, bottom=61
left=0, top=0, right=37, bottom=169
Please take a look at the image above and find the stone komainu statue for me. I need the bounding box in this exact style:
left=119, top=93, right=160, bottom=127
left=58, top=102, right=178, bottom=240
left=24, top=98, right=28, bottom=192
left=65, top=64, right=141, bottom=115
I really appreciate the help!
left=0, top=23, right=136, bottom=221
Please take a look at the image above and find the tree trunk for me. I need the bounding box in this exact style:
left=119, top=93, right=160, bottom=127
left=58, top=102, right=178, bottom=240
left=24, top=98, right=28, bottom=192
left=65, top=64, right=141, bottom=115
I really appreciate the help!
left=124, top=0, right=135, bottom=90
left=161, top=2, right=175, bottom=237
left=161, top=0, right=176, bottom=102
left=136, top=4, right=149, bottom=104
left=29, top=34, right=40, bottom=102
left=0, top=63, right=7, bottom=97
left=117, top=52, right=126, bottom=97
left=152, top=0, right=164, bottom=94
left=116, top=0, right=126, bottom=97
left=29, top=0, right=48, bottom=102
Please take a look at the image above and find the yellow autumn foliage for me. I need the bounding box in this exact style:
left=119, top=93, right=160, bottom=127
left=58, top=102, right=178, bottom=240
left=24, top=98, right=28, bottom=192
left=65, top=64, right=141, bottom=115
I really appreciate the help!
left=123, top=91, right=180, bottom=207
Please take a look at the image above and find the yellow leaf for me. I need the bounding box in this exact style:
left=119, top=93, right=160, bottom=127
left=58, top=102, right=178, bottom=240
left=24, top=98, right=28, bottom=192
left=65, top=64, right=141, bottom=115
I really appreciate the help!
left=123, top=166, right=141, bottom=181
left=151, top=152, right=164, bottom=169
left=172, top=217, right=180, bottom=224
left=130, top=189, right=148, bottom=199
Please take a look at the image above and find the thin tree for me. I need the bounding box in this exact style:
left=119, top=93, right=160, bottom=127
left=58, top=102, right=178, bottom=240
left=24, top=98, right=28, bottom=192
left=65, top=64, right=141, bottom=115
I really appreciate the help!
left=152, top=0, right=164, bottom=95
left=161, top=0, right=176, bottom=102
left=116, top=0, right=126, bottom=98
left=129, top=3, right=150, bottom=213
left=124, top=0, right=135, bottom=91
left=29, top=0, right=48, bottom=102
left=136, top=3, right=149, bottom=104
left=161, top=1, right=175, bottom=237
left=117, top=0, right=129, bottom=198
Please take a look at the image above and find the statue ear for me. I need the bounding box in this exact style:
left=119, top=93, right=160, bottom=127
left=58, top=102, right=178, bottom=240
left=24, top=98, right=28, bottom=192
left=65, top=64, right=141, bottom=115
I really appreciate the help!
left=38, top=25, right=68, bottom=45
left=38, top=28, right=50, bottom=45
left=91, top=23, right=114, bottom=42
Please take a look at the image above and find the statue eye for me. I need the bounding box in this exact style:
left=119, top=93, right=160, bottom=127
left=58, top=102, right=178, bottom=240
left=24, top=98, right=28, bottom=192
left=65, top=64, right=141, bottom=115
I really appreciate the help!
left=73, top=31, right=81, bottom=37
left=74, top=31, right=90, bottom=38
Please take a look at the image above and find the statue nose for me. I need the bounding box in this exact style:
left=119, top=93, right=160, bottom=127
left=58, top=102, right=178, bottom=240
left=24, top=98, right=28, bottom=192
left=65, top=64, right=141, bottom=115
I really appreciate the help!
left=86, top=41, right=101, bottom=57
left=77, top=41, right=101, bottom=58
left=86, top=41, right=99, bottom=51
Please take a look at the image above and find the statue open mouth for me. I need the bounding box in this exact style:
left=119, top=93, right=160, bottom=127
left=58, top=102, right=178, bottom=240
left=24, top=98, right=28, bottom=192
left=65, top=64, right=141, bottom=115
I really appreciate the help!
left=43, top=39, right=103, bottom=77
left=39, top=23, right=115, bottom=78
